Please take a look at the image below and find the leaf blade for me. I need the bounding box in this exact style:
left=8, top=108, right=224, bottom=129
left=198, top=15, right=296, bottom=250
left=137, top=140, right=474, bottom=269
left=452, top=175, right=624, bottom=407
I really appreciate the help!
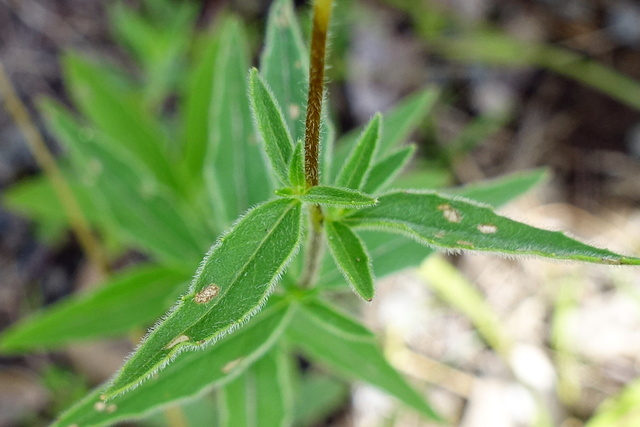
left=335, top=114, right=381, bottom=190
left=286, top=299, right=441, bottom=421
left=219, top=347, right=293, bottom=427
left=345, top=190, right=640, bottom=264
left=260, top=0, right=308, bottom=142
left=250, top=68, right=295, bottom=185
left=298, top=186, right=377, bottom=208
left=362, top=145, right=416, bottom=195
left=104, top=198, right=304, bottom=397
left=0, top=265, right=190, bottom=353
left=325, top=221, right=375, bottom=301
left=52, top=301, right=293, bottom=427
left=206, top=20, right=273, bottom=228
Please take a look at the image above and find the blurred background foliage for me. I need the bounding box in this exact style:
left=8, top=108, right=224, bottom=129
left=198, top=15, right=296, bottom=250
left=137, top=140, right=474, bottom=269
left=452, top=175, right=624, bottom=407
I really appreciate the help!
left=1, top=0, right=640, bottom=426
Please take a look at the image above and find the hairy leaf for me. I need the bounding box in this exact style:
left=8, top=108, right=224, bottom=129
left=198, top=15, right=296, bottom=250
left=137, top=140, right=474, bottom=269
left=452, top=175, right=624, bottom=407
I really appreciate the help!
left=362, top=145, right=416, bottom=194
left=0, top=265, right=190, bottom=353
left=104, top=198, right=303, bottom=397
left=52, top=301, right=293, bottom=427
left=335, top=114, right=381, bottom=190
left=298, top=186, right=377, bottom=208
left=260, top=0, right=308, bottom=142
left=334, top=88, right=439, bottom=173
left=250, top=68, right=295, bottom=184
left=206, top=20, right=272, bottom=228
left=325, top=221, right=375, bottom=301
left=286, top=299, right=441, bottom=421
left=219, top=347, right=293, bottom=427
left=289, top=140, right=305, bottom=189
left=345, top=190, right=640, bottom=264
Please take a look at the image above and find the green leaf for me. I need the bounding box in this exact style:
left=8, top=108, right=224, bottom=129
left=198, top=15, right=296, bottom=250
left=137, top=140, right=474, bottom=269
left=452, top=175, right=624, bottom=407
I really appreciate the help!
left=52, top=301, right=293, bottom=427
left=288, top=140, right=305, bottom=189
left=260, top=0, right=308, bottom=142
left=446, top=168, right=548, bottom=208
left=286, top=299, right=441, bottom=421
left=334, top=88, right=439, bottom=174
left=109, top=1, right=195, bottom=106
left=62, top=53, right=177, bottom=191
left=325, top=221, right=375, bottom=301
left=345, top=190, right=640, bottom=264
left=250, top=68, right=295, bottom=185
left=335, top=114, right=381, bottom=190
left=292, top=373, right=349, bottom=427
left=0, top=265, right=190, bottom=353
left=179, top=24, right=221, bottom=190
left=40, top=100, right=208, bottom=265
left=362, top=145, right=416, bottom=194
left=219, top=347, right=293, bottom=427
left=319, top=169, right=548, bottom=287
left=206, top=20, right=272, bottom=228
left=104, top=198, right=303, bottom=398
left=299, top=186, right=377, bottom=208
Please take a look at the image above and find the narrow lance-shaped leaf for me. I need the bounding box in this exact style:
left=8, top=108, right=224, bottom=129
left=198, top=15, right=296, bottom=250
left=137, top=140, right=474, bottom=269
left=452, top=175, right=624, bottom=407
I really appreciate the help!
left=206, top=20, right=272, bottom=228
left=260, top=0, right=308, bottom=142
left=103, top=198, right=304, bottom=398
left=345, top=190, right=640, bottom=264
left=219, top=347, right=293, bottom=427
left=41, top=99, right=208, bottom=265
left=335, top=114, right=381, bottom=190
left=319, top=169, right=549, bottom=287
left=334, top=88, right=439, bottom=176
left=298, top=186, right=377, bottom=208
left=362, top=144, right=416, bottom=195
left=286, top=299, right=441, bottom=421
left=52, top=301, right=294, bottom=427
left=179, top=22, right=221, bottom=188
left=250, top=68, right=295, bottom=184
left=325, top=221, right=375, bottom=301
left=0, top=265, right=190, bottom=353
left=63, top=53, right=177, bottom=191
left=289, top=140, right=305, bottom=189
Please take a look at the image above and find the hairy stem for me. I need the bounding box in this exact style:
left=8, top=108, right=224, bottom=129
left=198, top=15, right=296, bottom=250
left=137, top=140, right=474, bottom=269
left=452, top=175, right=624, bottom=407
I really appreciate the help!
left=0, top=61, right=110, bottom=276
left=304, top=0, right=333, bottom=188
left=300, top=0, right=333, bottom=288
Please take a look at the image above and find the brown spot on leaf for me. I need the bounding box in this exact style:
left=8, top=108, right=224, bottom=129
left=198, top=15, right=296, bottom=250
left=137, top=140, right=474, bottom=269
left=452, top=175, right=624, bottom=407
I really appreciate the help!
left=165, top=335, right=190, bottom=350
left=437, top=204, right=462, bottom=223
left=477, top=224, right=498, bottom=234
left=195, top=284, right=220, bottom=304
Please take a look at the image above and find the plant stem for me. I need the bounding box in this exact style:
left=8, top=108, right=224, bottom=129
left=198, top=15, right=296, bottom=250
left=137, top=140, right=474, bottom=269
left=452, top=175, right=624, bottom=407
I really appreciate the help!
left=304, top=0, right=333, bottom=188
left=299, top=0, right=333, bottom=288
left=0, top=61, right=111, bottom=276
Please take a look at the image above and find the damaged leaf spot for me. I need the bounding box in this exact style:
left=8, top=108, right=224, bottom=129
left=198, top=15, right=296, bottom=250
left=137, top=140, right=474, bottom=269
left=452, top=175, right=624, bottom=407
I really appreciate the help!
left=434, top=231, right=446, bottom=239
left=437, top=204, right=462, bottom=223
left=165, top=335, right=190, bottom=350
left=477, top=224, right=498, bottom=234
left=94, top=401, right=107, bottom=412
left=194, top=284, right=220, bottom=304
left=456, top=240, right=474, bottom=247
